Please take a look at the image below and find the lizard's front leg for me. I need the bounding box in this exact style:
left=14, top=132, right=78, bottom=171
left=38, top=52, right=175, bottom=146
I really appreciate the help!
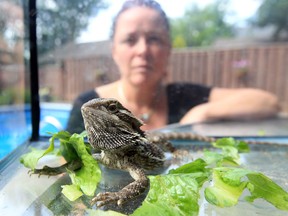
left=91, top=163, right=149, bottom=207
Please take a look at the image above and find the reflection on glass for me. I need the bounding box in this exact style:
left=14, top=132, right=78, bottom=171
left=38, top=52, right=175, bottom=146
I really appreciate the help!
left=0, top=0, right=30, bottom=160
left=37, top=0, right=106, bottom=136
left=37, top=0, right=287, bottom=135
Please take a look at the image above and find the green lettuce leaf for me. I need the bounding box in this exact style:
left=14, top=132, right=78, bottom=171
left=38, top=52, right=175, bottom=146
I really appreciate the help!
left=19, top=131, right=71, bottom=169
left=132, top=174, right=201, bottom=216
left=204, top=138, right=249, bottom=166
left=61, top=133, right=101, bottom=198
left=205, top=167, right=249, bottom=207
left=212, top=137, right=249, bottom=153
left=132, top=159, right=211, bottom=216
left=86, top=209, right=126, bottom=216
left=61, top=184, right=83, bottom=201
left=20, top=131, right=101, bottom=201
left=205, top=167, right=288, bottom=210
left=203, top=150, right=240, bottom=166
left=20, top=147, right=50, bottom=169
left=246, top=173, right=288, bottom=210
left=169, top=158, right=208, bottom=174
left=169, top=158, right=210, bottom=186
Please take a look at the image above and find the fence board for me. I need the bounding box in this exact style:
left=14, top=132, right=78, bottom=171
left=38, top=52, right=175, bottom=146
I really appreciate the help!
left=38, top=43, right=288, bottom=112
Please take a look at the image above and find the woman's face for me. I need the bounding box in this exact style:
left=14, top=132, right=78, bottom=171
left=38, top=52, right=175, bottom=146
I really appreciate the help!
left=112, top=6, right=171, bottom=87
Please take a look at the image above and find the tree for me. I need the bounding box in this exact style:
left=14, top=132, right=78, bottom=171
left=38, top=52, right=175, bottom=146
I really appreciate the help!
left=253, top=0, right=288, bottom=41
left=37, top=0, right=106, bottom=55
left=0, top=1, right=24, bottom=64
left=170, top=0, right=234, bottom=48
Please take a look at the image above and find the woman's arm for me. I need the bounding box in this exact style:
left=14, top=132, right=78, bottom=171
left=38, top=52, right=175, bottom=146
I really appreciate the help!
left=180, top=87, right=280, bottom=124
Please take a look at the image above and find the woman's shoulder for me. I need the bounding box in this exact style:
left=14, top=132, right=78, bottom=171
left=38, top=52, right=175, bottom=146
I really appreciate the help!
left=74, top=89, right=99, bottom=103
left=96, top=82, right=118, bottom=98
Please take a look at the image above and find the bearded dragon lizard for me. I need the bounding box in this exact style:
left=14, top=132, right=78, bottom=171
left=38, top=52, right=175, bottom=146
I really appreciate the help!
left=81, top=98, right=168, bottom=207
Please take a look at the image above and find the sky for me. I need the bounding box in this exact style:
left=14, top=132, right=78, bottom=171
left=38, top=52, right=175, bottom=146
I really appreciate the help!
left=77, top=0, right=261, bottom=43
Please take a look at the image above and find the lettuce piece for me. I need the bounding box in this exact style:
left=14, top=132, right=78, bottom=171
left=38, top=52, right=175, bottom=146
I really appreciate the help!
left=246, top=173, right=288, bottom=210
left=20, top=147, right=50, bottom=169
left=169, top=158, right=210, bottom=186
left=133, top=174, right=201, bottom=216
left=205, top=167, right=249, bottom=207
left=133, top=159, right=211, bottom=215
left=20, top=131, right=101, bottom=201
left=62, top=133, right=101, bottom=198
left=19, top=131, right=71, bottom=169
left=234, top=140, right=250, bottom=153
left=169, top=158, right=208, bottom=174
left=86, top=209, right=126, bottom=216
left=212, top=137, right=249, bottom=153
left=203, top=150, right=240, bottom=166
left=204, top=138, right=249, bottom=166
left=205, top=167, right=288, bottom=210
left=61, top=184, right=83, bottom=201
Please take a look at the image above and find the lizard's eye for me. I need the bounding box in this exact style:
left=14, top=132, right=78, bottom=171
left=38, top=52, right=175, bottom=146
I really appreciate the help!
left=107, top=103, right=118, bottom=113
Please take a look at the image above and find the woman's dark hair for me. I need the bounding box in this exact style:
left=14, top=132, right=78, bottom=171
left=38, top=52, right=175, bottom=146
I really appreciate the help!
left=110, top=0, right=170, bottom=39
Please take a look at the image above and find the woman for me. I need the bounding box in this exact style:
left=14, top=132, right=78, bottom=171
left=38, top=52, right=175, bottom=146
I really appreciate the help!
left=66, top=0, right=279, bottom=133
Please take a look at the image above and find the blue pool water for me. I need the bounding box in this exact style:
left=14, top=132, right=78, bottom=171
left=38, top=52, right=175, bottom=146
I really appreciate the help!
left=0, top=103, right=71, bottom=160
left=39, top=103, right=71, bottom=136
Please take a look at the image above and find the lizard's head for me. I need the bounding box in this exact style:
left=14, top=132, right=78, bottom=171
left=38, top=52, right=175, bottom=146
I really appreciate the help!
left=81, top=98, right=145, bottom=149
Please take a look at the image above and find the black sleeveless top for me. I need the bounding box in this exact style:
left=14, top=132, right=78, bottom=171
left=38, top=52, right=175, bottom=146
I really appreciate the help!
left=66, top=83, right=211, bottom=133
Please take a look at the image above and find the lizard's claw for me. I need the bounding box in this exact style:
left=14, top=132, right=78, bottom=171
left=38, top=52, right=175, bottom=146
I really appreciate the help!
left=28, top=169, right=44, bottom=178
left=173, top=149, right=191, bottom=159
left=91, top=192, right=126, bottom=207
left=28, top=169, right=35, bottom=177
left=28, top=165, right=62, bottom=177
left=27, top=160, right=82, bottom=177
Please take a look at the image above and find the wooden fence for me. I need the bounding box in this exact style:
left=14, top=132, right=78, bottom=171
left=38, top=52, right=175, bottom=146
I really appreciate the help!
left=39, top=43, right=288, bottom=112
left=168, top=44, right=288, bottom=111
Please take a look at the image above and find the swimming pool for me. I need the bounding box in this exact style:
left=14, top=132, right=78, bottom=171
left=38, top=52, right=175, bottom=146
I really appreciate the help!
left=0, top=103, right=71, bottom=160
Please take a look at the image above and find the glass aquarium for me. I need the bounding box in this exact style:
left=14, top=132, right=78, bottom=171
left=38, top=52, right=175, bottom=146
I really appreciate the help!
left=0, top=0, right=31, bottom=160
left=1, top=122, right=288, bottom=215
left=0, top=0, right=288, bottom=215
